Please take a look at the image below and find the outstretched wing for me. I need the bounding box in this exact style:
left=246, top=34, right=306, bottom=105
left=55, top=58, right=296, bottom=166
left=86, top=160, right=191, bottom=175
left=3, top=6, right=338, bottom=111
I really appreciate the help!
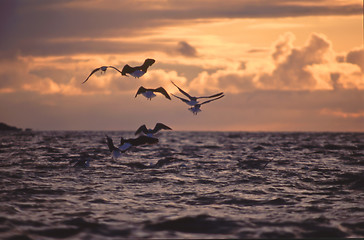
left=196, top=92, right=224, bottom=99
left=155, top=87, right=171, bottom=100
left=141, top=58, right=155, bottom=71
left=144, top=58, right=156, bottom=67
left=135, top=124, right=148, bottom=135
left=153, top=123, right=172, bottom=133
left=200, top=95, right=225, bottom=105
left=130, top=136, right=158, bottom=146
left=135, top=86, right=147, bottom=98
left=121, top=64, right=135, bottom=75
left=171, top=93, right=190, bottom=104
left=82, top=67, right=101, bottom=84
left=106, top=135, right=117, bottom=152
left=108, top=66, right=123, bottom=74
left=171, top=81, right=192, bottom=99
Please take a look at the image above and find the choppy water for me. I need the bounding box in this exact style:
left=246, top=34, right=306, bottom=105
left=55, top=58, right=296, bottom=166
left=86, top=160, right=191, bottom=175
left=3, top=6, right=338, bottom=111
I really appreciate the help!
left=0, top=131, right=364, bottom=239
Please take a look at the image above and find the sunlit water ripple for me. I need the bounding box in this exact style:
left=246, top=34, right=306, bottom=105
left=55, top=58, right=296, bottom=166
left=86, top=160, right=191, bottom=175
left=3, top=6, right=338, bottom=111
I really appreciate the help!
left=0, top=131, right=364, bottom=239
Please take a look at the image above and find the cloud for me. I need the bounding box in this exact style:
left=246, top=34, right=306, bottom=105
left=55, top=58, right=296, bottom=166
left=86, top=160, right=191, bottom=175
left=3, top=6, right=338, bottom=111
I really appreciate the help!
left=176, top=41, right=198, bottom=57
left=187, top=32, right=364, bottom=94
left=320, top=108, right=364, bottom=119
left=189, top=70, right=257, bottom=95
left=2, top=32, right=362, bottom=97
left=1, top=0, right=361, bottom=58
left=15, top=39, right=168, bottom=57
left=346, top=48, right=364, bottom=72
left=258, top=33, right=333, bottom=90
left=271, top=32, right=295, bottom=63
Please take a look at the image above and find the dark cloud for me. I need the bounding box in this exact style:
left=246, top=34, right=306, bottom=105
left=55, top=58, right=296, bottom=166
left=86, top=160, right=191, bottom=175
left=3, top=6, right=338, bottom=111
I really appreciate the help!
left=240, top=61, right=247, bottom=70
left=330, top=73, right=343, bottom=90
left=0, top=0, right=361, bottom=57
left=346, top=48, right=364, bottom=72
left=176, top=41, right=198, bottom=57
left=16, top=39, right=167, bottom=57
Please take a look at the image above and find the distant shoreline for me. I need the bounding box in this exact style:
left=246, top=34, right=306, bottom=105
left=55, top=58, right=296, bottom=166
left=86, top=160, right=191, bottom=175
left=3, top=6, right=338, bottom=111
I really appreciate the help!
left=0, top=122, right=31, bottom=132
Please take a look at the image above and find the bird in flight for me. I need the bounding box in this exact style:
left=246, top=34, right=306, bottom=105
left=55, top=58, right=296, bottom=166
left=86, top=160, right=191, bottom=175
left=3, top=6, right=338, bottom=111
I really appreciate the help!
left=82, top=66, right=122, bottom=84
left=69, top=153, right=92, bottom=167
left=188, top=94, right=225, bottom=115
left=106, top=135, right=158, bottom=159
left=135, top=86, right=171, bottom=100
left=171, top=81, right=223, bottom=106
left=135, top=123, right=172, bottom=137
left=121, top=58, right=155, bottom=78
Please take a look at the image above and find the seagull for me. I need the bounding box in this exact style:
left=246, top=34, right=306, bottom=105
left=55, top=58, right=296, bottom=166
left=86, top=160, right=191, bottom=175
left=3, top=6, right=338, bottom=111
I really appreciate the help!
left=135, top=86, right=171, bottom=100
left=121, top=58, right=155, bottom=78
left=171, top=81, right=223, bottom=106
left=69, top=153, right=92, bottom=167
left=106, top=135, right=126, bottom=159
left=106, top=135, right=159, bottom=159
left=82, top=66, right=123, bottom=84
left=120, top=135, right=159, bottom=148
left=135, top=123, right=172, bottom=137
left=189, top=94, right=225, bottom=115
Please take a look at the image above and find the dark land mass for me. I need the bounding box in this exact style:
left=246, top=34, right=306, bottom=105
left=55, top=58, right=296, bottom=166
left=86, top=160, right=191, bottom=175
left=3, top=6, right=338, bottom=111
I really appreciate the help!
left=0, top=122, right=22, bottom=131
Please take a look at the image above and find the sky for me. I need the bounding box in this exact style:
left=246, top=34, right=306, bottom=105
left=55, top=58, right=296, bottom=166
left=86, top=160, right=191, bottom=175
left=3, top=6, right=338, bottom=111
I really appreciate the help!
left=0, top=0, right=363, bottom=131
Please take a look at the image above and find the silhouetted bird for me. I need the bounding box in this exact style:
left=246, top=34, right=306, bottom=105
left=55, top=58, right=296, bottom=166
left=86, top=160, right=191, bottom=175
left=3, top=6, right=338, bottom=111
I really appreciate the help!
left=171, top=81, right=223, bottom=106
left=69, top=154, right=92, bottom=167
left=135, top=86, right=171, bottom=100
left=135, top=123, right=172, bottom=137
left=106, top=135, right=159, bottom=159
left=189, top=95, right=225, bottom=115
left=82, top=66, right=122, bottom=84
left=121, top=58, right=155, bottom=78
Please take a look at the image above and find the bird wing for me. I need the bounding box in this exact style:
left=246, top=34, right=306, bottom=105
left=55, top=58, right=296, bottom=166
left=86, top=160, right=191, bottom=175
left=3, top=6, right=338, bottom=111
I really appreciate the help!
left=106, top=135, right=117, bottom=152
left=135, top=86, right=147, bottom=98
left=196, top=92, right=224, bottom=99
left=121, top=64, right=136, bottom=75
left=135, top=124, right=148, bottom=135
left=136, top=136, right=159, bottom=145
left=128, top=136, right=158, bottom=146
left=119, top=143, right=132, bottom=152
left=171, top=93, right=191, bottom=104
left=144, top=58, right=156, bottom=66
left=200, top=95, right=225, bottom=105
left=155, top=87, right=171, bottom=100
left=171, top=81, right=193, bottom=99
left=139, top=58, right=155, bottom=72
left=82, top=67, right=101, bottom=84
left=153, top=123, right=172, bottom=133
left=108, top=66, right=123, bottom=74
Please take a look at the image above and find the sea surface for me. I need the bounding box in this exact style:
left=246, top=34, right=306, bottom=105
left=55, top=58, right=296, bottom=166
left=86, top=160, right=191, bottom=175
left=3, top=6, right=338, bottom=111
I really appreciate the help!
left=0, top=131, right=364, bottom=239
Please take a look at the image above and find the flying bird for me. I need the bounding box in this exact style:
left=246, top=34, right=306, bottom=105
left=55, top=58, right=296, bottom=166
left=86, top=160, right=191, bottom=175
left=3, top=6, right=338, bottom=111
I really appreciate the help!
left=189, top=94, right=225, bottom=115
left=120, top=135, right=159, bottom=148
left=135, top=123, right=172, bottom=137
left=82, top=66, right=122, bottom=84
left=69, top=153, right=92, bottom=167
left=121, top=58, right=155, bottom=78
left=135, top=86, right=171, bottom=100
left=106, top=135, right=125, bottom=159
left=106, top=135, right=159, bottom=159
left=171, top=81, right=223, bottom=106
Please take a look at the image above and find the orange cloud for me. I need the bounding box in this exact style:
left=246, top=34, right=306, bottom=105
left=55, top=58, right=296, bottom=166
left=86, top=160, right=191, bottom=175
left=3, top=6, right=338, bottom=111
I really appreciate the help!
left=187, top=32, right=364, bottom=94
left=320, top=108, right=364, bottom=118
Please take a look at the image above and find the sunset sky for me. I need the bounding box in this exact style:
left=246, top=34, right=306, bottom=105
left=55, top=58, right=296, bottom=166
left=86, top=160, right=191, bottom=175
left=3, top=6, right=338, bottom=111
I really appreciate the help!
left=0, top=0, right=363, bottom=131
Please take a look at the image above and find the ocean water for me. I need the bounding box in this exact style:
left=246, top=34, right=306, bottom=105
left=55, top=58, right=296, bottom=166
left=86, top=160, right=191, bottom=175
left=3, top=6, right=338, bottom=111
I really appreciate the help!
left=0, top=131, right=363, bottom=239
